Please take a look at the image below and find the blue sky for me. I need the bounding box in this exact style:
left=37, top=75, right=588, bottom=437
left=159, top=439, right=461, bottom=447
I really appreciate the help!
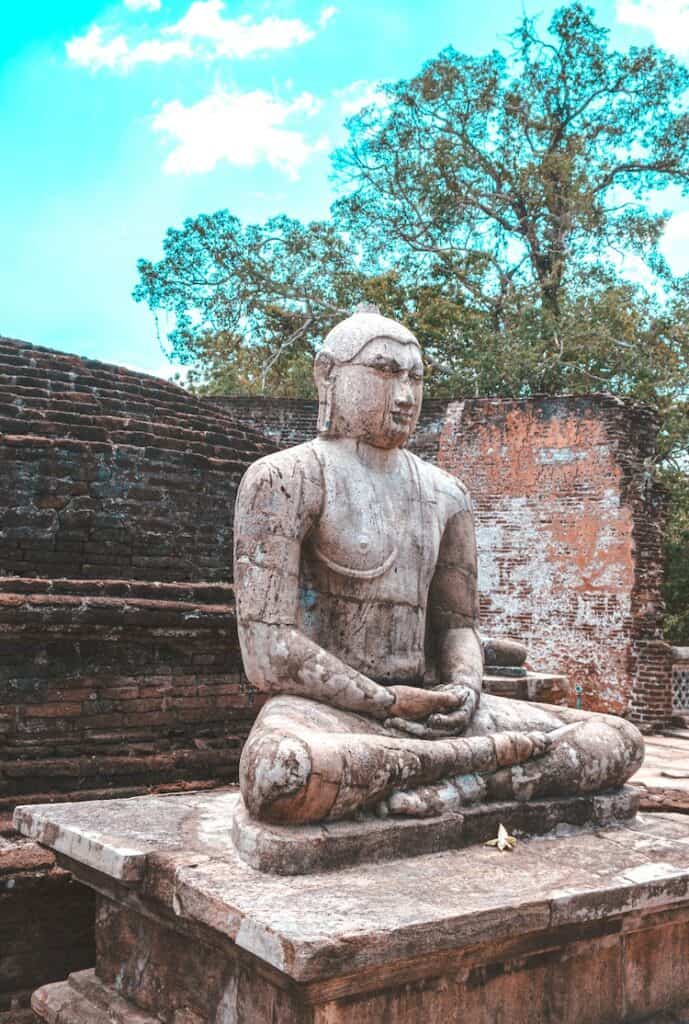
left=2, top=0, right=689, bottom=378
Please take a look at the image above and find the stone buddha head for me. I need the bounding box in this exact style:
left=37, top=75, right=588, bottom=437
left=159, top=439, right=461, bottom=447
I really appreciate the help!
left=314, top=305, right=423, bottom=450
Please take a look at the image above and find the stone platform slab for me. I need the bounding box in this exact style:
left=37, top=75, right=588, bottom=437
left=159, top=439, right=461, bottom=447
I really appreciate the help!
left=13, top=789, right=689, bottom=1022
left=15, top=786, right=639, bottom=882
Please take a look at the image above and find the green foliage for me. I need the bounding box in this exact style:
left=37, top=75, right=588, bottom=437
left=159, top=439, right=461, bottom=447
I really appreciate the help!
left=135, top=213, right=365, bottom=396
left=335, top=4, right=689, bottom=308
left=331, top=2, right=689, bottom=459
left=661, top=470, right=689, bottom=644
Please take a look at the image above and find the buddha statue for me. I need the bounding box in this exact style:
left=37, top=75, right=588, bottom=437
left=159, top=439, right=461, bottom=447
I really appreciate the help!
left=234, top=306, right=643, bottom=825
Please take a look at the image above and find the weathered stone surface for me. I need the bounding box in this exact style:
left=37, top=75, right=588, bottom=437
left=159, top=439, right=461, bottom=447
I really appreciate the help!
left=14, top=790, right=239, bottom=882
left=483, top=636, right=527, bottom=667
left=630, top=729, right=689, bottom=812
left=21, top=794, right=689, bottom=1023
left=33, top=970, right=157, bottom=1024
left=483, top=671, right=568, bottom=704
left=233, top=307, right=644, bottom=833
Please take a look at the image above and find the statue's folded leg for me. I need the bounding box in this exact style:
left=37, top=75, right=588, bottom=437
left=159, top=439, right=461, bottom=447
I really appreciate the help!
left=239, top=694, right=551, bottom=825
left=463, top=693, right=644, bottom=802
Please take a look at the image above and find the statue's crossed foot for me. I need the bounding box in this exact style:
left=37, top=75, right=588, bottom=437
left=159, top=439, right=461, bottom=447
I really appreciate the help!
left=375, top=729, right=552, bottom=819
left=375, top=776, right=482, bottom=818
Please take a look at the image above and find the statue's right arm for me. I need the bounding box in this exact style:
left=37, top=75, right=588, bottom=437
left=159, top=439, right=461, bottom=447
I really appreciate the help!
left=233, top=448, right=396, bottom=719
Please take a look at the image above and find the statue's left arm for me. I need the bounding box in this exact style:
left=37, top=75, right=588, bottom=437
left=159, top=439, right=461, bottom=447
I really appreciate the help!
left=424, top=504, right=484, bottom=734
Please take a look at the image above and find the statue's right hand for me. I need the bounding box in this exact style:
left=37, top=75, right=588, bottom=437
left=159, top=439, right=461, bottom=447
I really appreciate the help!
left=387, top=685, right=463, bottom=722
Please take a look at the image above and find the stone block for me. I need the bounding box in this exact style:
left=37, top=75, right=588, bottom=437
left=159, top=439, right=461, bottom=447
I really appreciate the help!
left=231, top=787, right=639, bottom=875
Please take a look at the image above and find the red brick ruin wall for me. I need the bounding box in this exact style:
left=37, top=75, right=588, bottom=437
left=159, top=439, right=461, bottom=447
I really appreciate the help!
left=212, top=395, right=670, bottom=725
left=433, top=397, right=669, bottom=723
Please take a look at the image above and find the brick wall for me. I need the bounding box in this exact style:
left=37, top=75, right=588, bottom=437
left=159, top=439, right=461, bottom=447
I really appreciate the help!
left=0, top=579, right=264, bottom=808
left=0, top=829, right=95, bottom=1018
left=212, top=394, right=670, bottom=726
left=0, top=337, right=273, bottom=582
left=0, top=338, right=277, bottom=802
left=0, top=340, right=275, bottom=1013
left=206, top=395, right=318, bottom=450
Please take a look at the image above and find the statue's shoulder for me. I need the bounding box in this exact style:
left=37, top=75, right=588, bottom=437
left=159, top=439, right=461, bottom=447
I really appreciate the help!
left=406, top=450, right=472, bottom=516
left=237, top=441, right=324, bottom=512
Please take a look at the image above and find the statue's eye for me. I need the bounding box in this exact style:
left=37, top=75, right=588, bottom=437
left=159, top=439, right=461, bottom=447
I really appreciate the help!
left=367, top=362, right=398, bottom=376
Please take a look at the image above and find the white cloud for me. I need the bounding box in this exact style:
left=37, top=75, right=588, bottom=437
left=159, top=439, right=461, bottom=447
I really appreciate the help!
left=152, top=87, right=328, bottom=178
left=126, top=38, right=193, bottom=65
left=66, top=26, right=190, bottom=70
left=166, top=0, right=314, bottom=58
left=335, top=80, right=387, bottom=116
left=125, top=0, right=162, bottom=11
left=319, top=6, right=338, bottom=28
left=67, top=0, right=319, bottom=72
left=617, top=0, right=689, bottom=56
left=66, top=27, right=130, bottom=69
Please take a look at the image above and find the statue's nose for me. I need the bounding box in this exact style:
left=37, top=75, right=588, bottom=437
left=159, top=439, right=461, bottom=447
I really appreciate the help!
left=394, top=379, right=415, bottom=409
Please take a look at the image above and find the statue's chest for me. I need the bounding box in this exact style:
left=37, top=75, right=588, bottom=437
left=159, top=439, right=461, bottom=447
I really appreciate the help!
left=307, top=453, right=438, bottom=589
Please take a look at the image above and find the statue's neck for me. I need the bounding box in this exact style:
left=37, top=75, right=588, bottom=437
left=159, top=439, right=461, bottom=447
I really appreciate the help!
left=323, top=437, right=403, bottom=473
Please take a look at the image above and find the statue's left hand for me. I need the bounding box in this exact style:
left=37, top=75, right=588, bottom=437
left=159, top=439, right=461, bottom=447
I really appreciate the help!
left=385, top=683, right=479, bottom=739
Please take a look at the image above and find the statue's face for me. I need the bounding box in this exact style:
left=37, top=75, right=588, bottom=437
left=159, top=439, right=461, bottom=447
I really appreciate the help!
left=330, top=337, right=424, bottom=449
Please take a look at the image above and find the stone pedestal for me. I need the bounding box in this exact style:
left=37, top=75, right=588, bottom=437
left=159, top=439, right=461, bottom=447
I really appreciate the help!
left=15, top=790, right=689, bottom=1024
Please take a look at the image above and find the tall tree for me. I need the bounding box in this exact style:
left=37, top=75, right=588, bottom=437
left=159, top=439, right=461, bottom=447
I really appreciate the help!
left=135, top=3, right=689, bottom=460
left=333, top=3, right=689, bottom=404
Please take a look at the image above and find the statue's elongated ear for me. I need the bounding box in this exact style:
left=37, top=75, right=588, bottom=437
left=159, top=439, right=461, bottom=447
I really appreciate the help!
left=314, top=351, right=335, bottom=390
left=314, top=352, right=337, bottom=436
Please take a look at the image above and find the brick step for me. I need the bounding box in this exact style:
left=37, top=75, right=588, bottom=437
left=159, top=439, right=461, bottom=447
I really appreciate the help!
left=0, top=400, right=269, bottom=454
left=0, top=350, right=190, bottom=408
left=1, top=746, right=238, bottom=780
left=0, top=433, right=256, bottom=475
left=0, top=340, right=184, bottom=393
left=0, top=399, right=262, bottom=450
left=0, top=759, right=240, bottom=807
left=0, top=725, right=248, bottom=761
left=0, top=415, right=265, bottom=461
left=0, top=377, right=269, bottom=444
left=0, top=341, right=271, bottom=450
left=0, top=590, right=237, bottom=627
left=0, top=779, right=229, bottom=825
left=30, top=970, right=154, bottom=1024
left=0, top=576, right=234, bottom=603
